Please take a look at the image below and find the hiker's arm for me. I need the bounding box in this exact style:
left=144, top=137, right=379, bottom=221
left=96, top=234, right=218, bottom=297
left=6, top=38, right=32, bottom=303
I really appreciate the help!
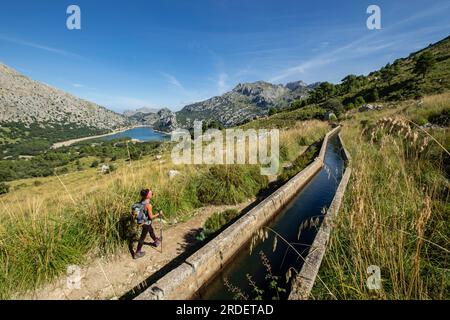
left=146, top=204, right=159, bottom=220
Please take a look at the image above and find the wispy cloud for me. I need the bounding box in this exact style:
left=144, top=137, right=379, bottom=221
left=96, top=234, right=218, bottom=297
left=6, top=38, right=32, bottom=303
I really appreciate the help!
left=269, top=2, right=450, bottom=83
left=161, top=72, right=206, bottom=105
left=72, top=83, right=84, bottom=88
left=162, top=72, right=186, bottom=91
left=0, top=34, right=84, bottom=59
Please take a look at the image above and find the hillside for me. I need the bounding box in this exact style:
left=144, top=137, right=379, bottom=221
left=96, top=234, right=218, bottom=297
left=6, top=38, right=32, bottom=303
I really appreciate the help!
left=0, top=63, right=132, bottom=156
left=240, top=34, right=450, bottom=130
left=0, top=63, right=129, bottom=128
left=305, top=35, right=450, bottom=112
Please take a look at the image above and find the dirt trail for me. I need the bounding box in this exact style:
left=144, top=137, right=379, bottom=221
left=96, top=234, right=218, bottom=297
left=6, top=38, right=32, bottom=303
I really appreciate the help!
left=23, top=201, right=252, bottom=300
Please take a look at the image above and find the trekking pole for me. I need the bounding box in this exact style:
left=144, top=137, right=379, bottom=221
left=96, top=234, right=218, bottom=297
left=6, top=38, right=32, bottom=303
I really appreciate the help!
left=159, top=211, right=163, bottom=253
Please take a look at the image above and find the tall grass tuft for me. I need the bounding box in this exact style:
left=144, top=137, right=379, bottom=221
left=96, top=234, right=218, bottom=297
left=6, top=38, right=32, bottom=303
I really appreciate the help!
left=312, top=99, right=449, bottom=300
left=195, top=165, right=268, bottom=205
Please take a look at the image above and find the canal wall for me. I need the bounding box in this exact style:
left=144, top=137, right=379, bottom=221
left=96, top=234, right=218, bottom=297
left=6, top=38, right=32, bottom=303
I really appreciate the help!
left=288, top=132, right=352, bottom=300
left=135, top=126, right=342, bottom=300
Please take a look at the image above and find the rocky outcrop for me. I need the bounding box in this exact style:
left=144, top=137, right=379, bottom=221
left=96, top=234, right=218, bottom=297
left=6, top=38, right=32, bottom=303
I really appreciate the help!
left=359, top=104, right=383, bottom=112
left=154, top=108, right=178, bottom=131
left=127, top=107, right=178, bottom=132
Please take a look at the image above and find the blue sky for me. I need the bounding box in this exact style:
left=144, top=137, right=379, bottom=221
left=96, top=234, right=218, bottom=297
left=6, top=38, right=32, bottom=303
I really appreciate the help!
left=0, top=0, right=449, bottom=112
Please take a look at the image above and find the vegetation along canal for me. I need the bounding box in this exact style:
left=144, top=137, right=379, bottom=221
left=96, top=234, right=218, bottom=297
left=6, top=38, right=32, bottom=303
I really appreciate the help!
left=197, top=134, right=345, bottom=300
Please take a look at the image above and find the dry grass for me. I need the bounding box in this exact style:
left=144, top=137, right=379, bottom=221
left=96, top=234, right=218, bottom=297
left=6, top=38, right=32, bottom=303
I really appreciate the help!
left=312, top=94, right=450, bottom=300
left=279, top=120, right=329, bottom=162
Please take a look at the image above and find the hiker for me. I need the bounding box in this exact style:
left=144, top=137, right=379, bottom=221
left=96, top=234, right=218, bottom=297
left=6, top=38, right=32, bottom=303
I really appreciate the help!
left=133, top=188, right=162, bottom=259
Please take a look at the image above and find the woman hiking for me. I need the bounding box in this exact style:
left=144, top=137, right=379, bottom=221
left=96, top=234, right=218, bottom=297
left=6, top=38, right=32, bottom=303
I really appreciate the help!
left=134, top=188, right=162, bottom=259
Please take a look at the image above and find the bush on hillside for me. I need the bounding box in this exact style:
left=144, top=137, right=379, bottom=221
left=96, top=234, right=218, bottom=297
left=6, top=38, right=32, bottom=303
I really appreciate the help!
left=90, top=160, right=99, bottom=168
left=195, top=165, right=268, bottom=205
left=197, top=209, right=240, bottom=241
left=0, top=182, right=9, bottom=195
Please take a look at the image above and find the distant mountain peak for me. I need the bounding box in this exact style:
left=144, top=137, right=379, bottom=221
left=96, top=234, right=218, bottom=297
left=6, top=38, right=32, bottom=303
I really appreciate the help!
left=285, top=80, right=308, bottom=90
left=123, top=107, right=161, bottom=117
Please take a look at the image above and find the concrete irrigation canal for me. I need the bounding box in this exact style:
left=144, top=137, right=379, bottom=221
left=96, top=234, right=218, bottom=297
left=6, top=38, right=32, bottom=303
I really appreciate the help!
left=135, top=126, right=351, bottom=300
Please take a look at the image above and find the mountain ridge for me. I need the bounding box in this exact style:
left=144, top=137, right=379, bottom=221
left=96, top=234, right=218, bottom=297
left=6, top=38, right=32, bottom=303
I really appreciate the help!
left=128, top=80, right=314, bottom=131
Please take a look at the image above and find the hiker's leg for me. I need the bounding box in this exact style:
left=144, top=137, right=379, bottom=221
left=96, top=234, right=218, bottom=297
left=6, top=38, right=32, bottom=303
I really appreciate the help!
left=148, top=224, right=157, bottom=241
left=136, top=225, right=149, bottom=253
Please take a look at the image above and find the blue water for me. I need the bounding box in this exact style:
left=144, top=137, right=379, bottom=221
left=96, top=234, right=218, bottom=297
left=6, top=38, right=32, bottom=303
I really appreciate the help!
left=102, top=127, right=169, bottom=142
left=197, top=135, right=345, bottom=300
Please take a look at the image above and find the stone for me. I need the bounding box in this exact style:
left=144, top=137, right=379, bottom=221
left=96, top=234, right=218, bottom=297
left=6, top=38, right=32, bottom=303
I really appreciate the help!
left=168, top=170, right=180, bottom=179
left=359, top=104, right=383, bottom=112
left=100, top=164, right=110, bottom=173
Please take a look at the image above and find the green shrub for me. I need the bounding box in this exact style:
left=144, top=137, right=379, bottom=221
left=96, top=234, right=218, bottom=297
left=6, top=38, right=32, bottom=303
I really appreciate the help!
left=324, top=98, right=344, bottom=116
left=204, top=212, right=227, bottom=234
left=33, top=180, right=43, bottom=187
left=90, top=160, right=99, bottom=168
left=222, top=208, right=239, bottom=221
left=428, top=108, right=450, bottom=126
left=345, top=103, right=355, bottom=111
left=152, top=179, right=200, bottom=219
left=279, top=143, right=289, bottom=162
left=354, top=96, right=366, bottom=106
left=411, top=115, right=429, bottom=126
left=0, top=182, right=9, bottom=195
left=368, top=88, right=380, bottom=102
left=195, top=165, right=268, bottom=205
left=199, top=209, right=240, bottom=240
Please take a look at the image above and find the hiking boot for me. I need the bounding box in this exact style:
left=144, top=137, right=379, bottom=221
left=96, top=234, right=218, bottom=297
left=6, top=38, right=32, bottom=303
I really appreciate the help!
left=152, top=238, right=161, bottom=247
left=134, top=251, right=146, bottom=259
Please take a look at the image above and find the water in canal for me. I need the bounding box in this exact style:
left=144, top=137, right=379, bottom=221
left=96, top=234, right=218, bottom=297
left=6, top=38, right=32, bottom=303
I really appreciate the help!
left=197, top=134, right=345, bottom=300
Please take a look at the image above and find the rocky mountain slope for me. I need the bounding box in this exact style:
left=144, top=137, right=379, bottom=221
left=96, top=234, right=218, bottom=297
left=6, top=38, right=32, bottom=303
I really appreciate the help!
left=176, top=80, right=312, bottom=128
left=131, top=80, right=313, bottom=131
left=0, top=63, right=130, bottom=130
